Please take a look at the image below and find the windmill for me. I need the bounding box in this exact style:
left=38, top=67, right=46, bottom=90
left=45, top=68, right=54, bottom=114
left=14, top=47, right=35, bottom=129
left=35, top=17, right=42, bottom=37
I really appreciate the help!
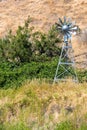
left=54, top=17, right=78, bottom=82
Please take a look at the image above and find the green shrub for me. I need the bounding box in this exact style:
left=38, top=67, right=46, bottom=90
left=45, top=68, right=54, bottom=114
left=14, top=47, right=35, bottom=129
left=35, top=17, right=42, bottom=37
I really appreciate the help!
left=0, top=122, right=31, bottom=130
left=0, top=18, right=33, bottom=63
left=0, top=17, right=61, bottom=64
left=0, top=57, right=59, bottom=88
left=55, top=121, right=73, bottom=130
left=55, top=121, right=87, bottom=130
left=32, top=25, right=61, bottom=59
left=0, top=58, right=87, bottom=88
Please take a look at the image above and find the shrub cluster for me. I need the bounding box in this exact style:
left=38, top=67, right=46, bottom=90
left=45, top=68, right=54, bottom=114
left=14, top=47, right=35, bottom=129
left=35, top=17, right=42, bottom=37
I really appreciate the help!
left=0, top=17, right=61, bottom=64
left=0, top=17, right=62, bottom=88
left=0, top=57, right=59, bottom=88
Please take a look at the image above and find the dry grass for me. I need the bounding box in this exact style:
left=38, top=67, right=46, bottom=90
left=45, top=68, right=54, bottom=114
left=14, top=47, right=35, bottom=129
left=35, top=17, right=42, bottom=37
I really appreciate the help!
left=0, top=79, right=87, bottom=129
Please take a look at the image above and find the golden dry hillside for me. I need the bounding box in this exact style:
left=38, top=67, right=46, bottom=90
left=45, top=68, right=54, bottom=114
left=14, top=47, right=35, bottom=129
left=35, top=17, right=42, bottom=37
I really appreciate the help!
left=0, top=0, right=87, bottom=35
left=0, top=0, right=87, bottom=68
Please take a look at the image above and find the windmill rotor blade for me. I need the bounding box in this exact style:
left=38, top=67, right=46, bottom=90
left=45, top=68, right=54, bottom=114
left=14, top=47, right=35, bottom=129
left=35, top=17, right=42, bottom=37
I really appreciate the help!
left=67, top=23, right=73, bottom=27
left=68, top=31, right=73, bottom=35
left=72, top=21, right=75, bottom=26
left=69, top=30, right=73, bottom=34
left=68, top=29, right=73, bottom=31
left=68, top=27, right=73, bottom=31
left=59, top=18, right=63, bottom=25
left=68, top=31, right=77, bottom=35
left=69, top=28, right=77, bottom=32
left=55, top=23, right=62, bottom=27
left=64, top=16, right=67, bottom=24
left=56, top=25, right=62, bottom=32
left=56, top=17, right=79, bottom=39
left=57, top=27, right=62, bottom=30
left=71, top=26, right=78, bottom=30
left=57, top=28, right=61, bottom=31
left=67, top=18, right=72, bottom=23
left=70, top=24, right=76, bottom=28
left=68, top=25, right=76, bottom=30
left=56, top=25, right=62, bottom=29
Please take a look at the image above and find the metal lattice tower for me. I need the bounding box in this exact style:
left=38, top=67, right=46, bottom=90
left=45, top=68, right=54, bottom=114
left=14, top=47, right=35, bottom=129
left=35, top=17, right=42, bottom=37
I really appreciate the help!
left=54, top=17, right=78, bottom=82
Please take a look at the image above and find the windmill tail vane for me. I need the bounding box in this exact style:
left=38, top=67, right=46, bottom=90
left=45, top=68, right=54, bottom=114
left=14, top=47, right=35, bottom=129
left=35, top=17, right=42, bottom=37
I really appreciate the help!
left=54, top=17, right=78, bottom=83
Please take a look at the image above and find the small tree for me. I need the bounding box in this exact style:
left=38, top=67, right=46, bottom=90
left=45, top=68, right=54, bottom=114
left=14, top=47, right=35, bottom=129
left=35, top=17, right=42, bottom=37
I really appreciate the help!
left=0, top=32, right=12, bottom=61
left=0, top=17, right=33, bottom=63
left=0, top=17, right=61, bottom=63
left=32, top=25, right=61, bottom=58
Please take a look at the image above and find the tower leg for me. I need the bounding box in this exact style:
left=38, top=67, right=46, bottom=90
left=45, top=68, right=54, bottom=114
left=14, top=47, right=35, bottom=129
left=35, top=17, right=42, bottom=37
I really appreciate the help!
left=54, top=41, right=78, bottom=83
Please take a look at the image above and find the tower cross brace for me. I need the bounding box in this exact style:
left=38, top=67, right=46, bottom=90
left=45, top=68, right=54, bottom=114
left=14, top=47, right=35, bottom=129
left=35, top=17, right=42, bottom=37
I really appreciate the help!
left=54, top=38, right=78, bottom=82
left=54, top=17, right=78, bottom=82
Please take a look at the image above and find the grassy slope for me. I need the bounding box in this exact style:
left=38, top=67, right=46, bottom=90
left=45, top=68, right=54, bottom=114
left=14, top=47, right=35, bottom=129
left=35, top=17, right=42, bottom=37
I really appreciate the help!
left=0, top=80, right=87, bottom=130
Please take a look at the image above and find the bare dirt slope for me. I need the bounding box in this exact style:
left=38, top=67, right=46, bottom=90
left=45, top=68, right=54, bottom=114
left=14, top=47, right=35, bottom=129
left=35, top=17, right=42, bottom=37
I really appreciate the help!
left=0, top=0, right=87, bottom=68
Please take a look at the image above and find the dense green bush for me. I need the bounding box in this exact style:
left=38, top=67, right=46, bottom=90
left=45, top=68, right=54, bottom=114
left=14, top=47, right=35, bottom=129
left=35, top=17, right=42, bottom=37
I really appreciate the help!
left=32, top=25, right=61, bottom=58
left=78, top=70, right=87, bottom=82
left=0, top=57, right=59, bottom=88
left=0, top=18, right=33, bottom=63
left=0, top=17, right=63, bottom=88
left=55, top=120, right=87, bottom=130
left=0, top=59, right=87, bottom=88
left=0, top=17, right=61, bottom=64
left=0, top=122, right=30, bottom=130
